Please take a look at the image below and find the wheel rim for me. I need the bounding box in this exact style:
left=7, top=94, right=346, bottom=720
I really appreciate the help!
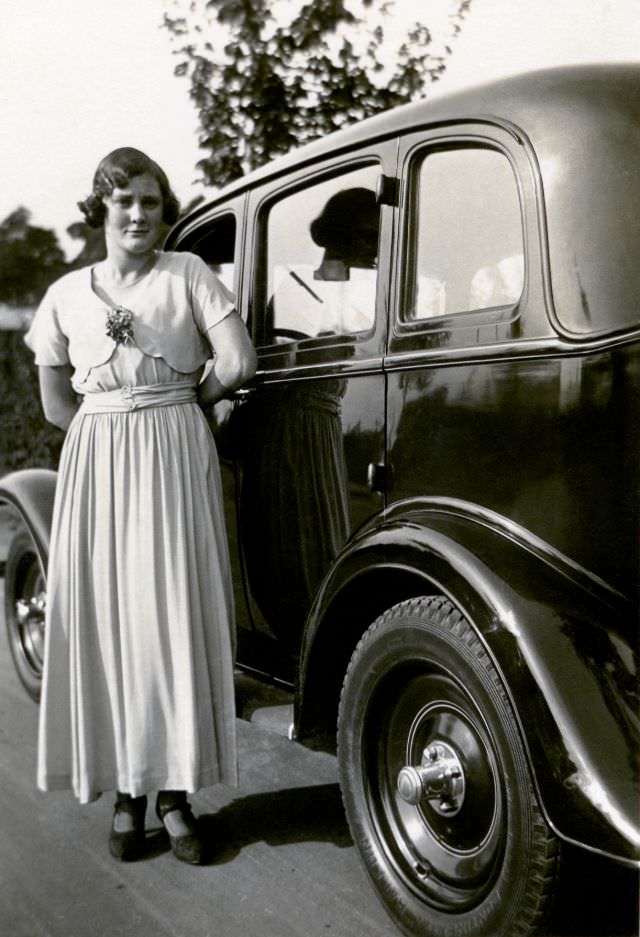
left=12, top=553, right=46, bottom=679
left=363, top=664, right=506, bottom=913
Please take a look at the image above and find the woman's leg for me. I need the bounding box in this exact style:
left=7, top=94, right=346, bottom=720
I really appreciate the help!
left=155, top=789, right=204, bottom=864
left=109, top=791, right=147, bottom=861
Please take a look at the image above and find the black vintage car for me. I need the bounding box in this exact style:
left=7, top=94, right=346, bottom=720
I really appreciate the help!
left=2, top=65, right=638, bottom=937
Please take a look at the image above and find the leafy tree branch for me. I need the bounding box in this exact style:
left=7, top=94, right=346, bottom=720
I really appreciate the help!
left=163, top=0, right=472, bottom=186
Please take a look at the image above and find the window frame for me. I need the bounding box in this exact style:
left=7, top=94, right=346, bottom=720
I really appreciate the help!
left=394, top=132, right=529, bottom=343
left=171, top=197, right=247, bottom=321
left=261, top=166, right=380, bottom=347
left=246, top=144, right=398, bottom=373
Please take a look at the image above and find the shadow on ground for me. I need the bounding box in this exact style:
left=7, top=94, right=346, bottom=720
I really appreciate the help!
left=150, top=788, right=640, bottom=937
left=139, top=783, right=351, bottom=867
left=200, top=783, right=352, bottom=863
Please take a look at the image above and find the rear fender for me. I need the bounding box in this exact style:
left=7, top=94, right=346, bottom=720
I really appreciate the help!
left=298, top=502, right=639, bottom=865
left=0, top=469, right=57, bottom=573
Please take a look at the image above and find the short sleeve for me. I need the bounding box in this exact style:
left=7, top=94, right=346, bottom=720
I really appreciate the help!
left=24, top=286, right=70, bottom=366
left=188, top=254, right=236, bottom=335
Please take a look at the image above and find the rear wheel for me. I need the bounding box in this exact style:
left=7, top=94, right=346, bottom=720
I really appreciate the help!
left=4, top=528, right=45, bottom=701
left=338, top=596, right=561, bottom=937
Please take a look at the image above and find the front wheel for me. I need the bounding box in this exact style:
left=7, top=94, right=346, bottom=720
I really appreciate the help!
left=338, top=596, right=561, bottom=937
left=4, top=527, right=46, bottom=701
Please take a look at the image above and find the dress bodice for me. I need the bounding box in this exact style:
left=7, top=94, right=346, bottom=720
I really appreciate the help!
left=25, top=251, right=235, bottom=393
left=76, top=342, right=204, bottom=393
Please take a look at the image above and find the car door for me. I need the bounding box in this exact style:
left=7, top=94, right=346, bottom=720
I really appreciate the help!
left=386, top=125, right=573, bottom=556
left=232, top=146, right=397, bottom=683
left=172, top=198, right=255, bottom=648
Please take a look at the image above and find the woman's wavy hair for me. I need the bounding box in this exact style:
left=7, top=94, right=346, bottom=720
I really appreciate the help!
left=78, top=147, right=180, bottom=228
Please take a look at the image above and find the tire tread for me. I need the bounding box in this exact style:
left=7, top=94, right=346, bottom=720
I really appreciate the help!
left=338, top=594, right=561, bottom=937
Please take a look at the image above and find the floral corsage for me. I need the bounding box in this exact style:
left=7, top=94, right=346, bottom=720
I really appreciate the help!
left=105, top=305, right=134, bottom=345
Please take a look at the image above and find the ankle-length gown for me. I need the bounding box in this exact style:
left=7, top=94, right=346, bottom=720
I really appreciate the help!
left=25, top=251, right=239, bottom=804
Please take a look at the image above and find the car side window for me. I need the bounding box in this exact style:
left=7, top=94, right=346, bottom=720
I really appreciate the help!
left=189, top=212, right=236, bottom=294
left=405, top=148, right=524, bottom=321
left=259, top=165, right=380, bottom=347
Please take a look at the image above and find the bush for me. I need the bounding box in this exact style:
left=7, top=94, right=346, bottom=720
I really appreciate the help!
left=0, top=329, right=63, bottom=475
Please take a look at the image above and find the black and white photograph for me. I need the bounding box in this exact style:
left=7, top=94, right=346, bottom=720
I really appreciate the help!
left=0, top=2, right=638, bottom=935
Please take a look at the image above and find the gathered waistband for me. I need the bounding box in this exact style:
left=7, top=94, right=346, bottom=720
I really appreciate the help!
left=79, top=382, right=197, bottom=414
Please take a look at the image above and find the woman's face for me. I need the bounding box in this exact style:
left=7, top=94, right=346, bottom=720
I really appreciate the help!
left=103, top=172, right=164, bottom=256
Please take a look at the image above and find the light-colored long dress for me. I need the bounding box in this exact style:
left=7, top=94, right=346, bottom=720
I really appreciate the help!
left=25, top=251, right=239, bottom=804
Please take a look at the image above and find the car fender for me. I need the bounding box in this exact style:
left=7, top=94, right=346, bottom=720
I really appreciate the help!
left=0, top=469, right=57, bottom=574
left=298, top=498, right=639, bottom=865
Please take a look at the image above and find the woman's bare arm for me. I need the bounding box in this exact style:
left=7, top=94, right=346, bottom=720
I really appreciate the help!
left=38, top=364, right=79, bottom=430
left=198, top=311, right=257, bottom=407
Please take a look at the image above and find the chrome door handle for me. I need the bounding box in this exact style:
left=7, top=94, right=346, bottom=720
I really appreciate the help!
left=234, top=386, right=256, bottom=400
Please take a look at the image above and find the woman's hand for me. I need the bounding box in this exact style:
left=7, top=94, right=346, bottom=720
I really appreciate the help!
left=38, top=364, right=80, bottom=430
left=198, top=311, right=257, bottom=407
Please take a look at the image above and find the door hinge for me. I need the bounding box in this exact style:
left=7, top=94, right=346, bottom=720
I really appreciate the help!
left=376, top=174, right=399, bottom=207
left=367, top=462, right=391, bottom=494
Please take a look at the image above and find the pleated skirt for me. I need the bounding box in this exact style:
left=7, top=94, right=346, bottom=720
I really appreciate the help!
left=37, top=401, right=238, bottom=804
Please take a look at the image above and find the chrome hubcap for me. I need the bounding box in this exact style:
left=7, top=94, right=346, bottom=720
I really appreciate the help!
left=397, top=740, right=466, bottom=815
left=363, top=666, right=505, bottom=912
left=15, top=591, right=46, bottom=670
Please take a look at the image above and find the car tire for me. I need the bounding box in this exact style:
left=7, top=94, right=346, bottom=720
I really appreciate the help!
left=4, top=528, right=45, bottom=702
left=337, top=595, right=561, bottom=937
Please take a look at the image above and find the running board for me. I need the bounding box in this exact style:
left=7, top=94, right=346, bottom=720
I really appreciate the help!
left=235, top=671, right=295, bottom=739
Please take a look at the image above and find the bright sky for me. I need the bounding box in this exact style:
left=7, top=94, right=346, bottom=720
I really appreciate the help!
left=1, top=0, right=638, bottom=258
left=435, top=0, right=640, bottom=95
left=0, top=0, right=202, bottom=256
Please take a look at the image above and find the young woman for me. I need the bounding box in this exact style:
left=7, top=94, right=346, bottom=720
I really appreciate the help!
left=25, top=147, right=257, bottom=864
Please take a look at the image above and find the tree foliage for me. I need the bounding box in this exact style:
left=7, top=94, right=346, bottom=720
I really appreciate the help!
left=0, top=329, right=64, bottom=473
left=65, top=221, right=106, bottom=269
left=0, top=208, right=69, bottom=472
left=0, top=208, right=66, bottom=306
left=163, top=0, right=472, bottom=187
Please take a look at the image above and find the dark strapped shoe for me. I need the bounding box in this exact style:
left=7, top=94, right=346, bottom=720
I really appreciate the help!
left=155, top=791, right=204, bottom=865
left=109, top=792, right=147, bottom=861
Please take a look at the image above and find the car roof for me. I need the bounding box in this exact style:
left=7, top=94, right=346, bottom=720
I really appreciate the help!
left=168, top=63, right=640, bottom=240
